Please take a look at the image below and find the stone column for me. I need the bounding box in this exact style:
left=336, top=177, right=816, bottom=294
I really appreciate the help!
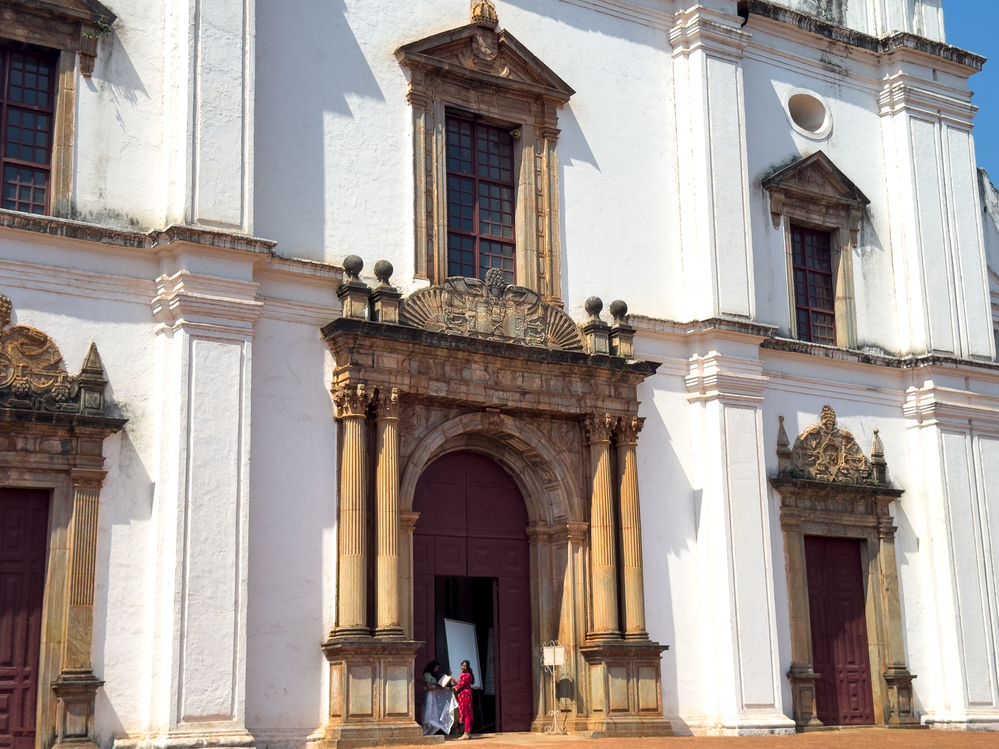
left=375, top=388, right=403, bottom=638
left=780, top=514, right=822, bottom=730
left=878, top=514, right=918, bottom=726
left=334, top=383, right=372, bottom=638
left=585, top=413, right=619, bottom=640
left=616, top=416, right=647, bottom=640
left=52, top=469, right=107, bottom=749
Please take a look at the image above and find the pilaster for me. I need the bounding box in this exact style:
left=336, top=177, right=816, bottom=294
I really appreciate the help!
left=685, top=340, right=793, bottom=734
left=669, top=5, right=755, bottom=321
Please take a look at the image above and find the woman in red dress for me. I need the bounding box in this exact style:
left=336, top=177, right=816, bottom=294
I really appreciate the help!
left=453, top=660, right=475, bottom=739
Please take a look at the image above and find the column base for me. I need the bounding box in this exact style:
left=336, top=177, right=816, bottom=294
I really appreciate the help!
left=575, top=639, right=673, bottom=737
left=320, top=639, right=441, bottom=749
left=883, top=668, right=920, bottom=727
left=114, top=730, right=256, bottom=749
left=52, top=670, right=103, bottom=749
left=787, top=666, right=823, bottom=731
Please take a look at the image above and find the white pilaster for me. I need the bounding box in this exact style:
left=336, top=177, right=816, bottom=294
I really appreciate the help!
left=669, top=4, right=755, bottom=322
left=685, top=333, right=794, bottom=734
left=138, top=234, right=264, bottom=748
left=904, top=378, right=999, bottom=730
left=879, top=60, right=995, bottom=361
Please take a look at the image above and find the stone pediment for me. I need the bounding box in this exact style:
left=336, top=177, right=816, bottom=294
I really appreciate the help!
left=396, top=5, right=573, bottom=101
left=776, top=405, right=888, bottom=486
left=401, top=269, right=584, bottom=351
left=763, top=151, right=870, bottom=246
left=0, top=294, right=111, bottom=417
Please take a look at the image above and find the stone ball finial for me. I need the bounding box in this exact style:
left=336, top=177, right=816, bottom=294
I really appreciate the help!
left=343, top=254, right=363, bottom=282
left=374, top=259, right=394, bottom=286
left=584, top=296, right=603, bottom=320
left=609, top=299, right=628, bottom=324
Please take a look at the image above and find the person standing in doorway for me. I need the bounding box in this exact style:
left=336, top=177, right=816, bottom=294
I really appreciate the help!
left=453, top=660, right=475, bottom=739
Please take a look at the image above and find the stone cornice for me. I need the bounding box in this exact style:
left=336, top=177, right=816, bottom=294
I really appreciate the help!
left=770, top=477, right=903, bottom=500
left=669, top=6, right=750, bottom=60
left=745, top=0, right=985, bottom=73
left=631, top=315, right=778, bottom=342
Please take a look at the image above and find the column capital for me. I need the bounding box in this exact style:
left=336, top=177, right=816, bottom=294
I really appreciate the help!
left=615, top=415, right=644, bottom=445
left=70, top=469, right=106, bottom=490
left=585, top=413, right=614, bottom=444
left=400, top=511, right=420, bottom=534
left=374, top=387, right=401, bottom=420
left=333, top=382, right=371, bottom=419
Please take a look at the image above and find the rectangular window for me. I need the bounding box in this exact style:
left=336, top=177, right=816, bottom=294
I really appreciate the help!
left=791, top=225, right=836, bottom=345
left=446, top=116, right=516, bottom=284
left=1, top=45, right=57, bottom=214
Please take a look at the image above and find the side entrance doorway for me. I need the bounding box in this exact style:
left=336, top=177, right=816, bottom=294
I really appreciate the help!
left=0, top=489, right=49, bottom=749
left=805, top=535, right=875, bottom=726
left=413, top=451, right=532, bottom=733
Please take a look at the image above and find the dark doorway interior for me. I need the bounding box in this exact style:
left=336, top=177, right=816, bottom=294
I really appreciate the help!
left=805, top=535, right=875, bottom=726
left=414, top=451, right=532, bottom=733
left=0, top=489, right=49, bottom=749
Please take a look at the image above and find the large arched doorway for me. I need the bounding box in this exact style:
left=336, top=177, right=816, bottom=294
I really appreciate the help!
left=412, top=451, right=532, bottom=733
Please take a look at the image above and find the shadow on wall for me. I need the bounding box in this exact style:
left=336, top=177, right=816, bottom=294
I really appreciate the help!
left=635, top=380, right=695, bottom=725
left=557, top=103, right=600, bottom=303
left=500, top=0, right=667, bottom=45
left=254, top=0, right=384, bottom=259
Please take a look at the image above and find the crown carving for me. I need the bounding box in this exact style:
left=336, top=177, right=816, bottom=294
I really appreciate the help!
left=777, top=406, right=888, bottom=486
left=471, top=0, right=498, bottom=29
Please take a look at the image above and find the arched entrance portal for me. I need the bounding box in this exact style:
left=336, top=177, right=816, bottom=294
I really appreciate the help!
left=412, top=451, right=532, bottom=733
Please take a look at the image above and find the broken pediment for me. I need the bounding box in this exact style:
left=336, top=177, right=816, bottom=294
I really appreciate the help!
left=776, top=406, right=888, bottom=486
left=763, top=151, right=870, bottom=246
left=396, top=1, right=574, bottom=101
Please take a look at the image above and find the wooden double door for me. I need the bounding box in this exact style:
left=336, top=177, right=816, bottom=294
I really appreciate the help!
left=0, top=490, right=49, bottom=749
left=413, top=452, right=532, bottom=732
left=805, top=535, right=875, bottom=726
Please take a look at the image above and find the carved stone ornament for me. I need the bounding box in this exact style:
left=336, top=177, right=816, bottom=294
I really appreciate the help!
left=333, top=383, right=371, bottom=419
left=471, top=0, right=499, bottom=29
left=778, top=406, right=888, bottom=486
left=401, top=269, right=585, bottom=351
left=0, top=294, right=109, bottom=416
left=762, top=151, right=870, bottom=248
left=584, top=413, right=615, bottom=444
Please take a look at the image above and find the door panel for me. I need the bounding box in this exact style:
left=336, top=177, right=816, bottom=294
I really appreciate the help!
left=413, top=572, right=435, bottom=717
left=498, top=578, right=532, bottom=731
left=805, top=536, right=874, bottom=726
left=0, top=490, right=49, bottom=749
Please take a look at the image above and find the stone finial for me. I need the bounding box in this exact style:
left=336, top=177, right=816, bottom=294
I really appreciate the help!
left=471, top=0, right=498, bottom=29
left=370, top=260, right=402, bottom=324
left=776, top=415, right=792, bottom=474
left=0, top=294, right=11, bottom=329
left=608, top=299, right=635, bottom=359
left=580, top=297, right=610, bottom=355
left=78, top=343, right=108, bottom=414
left=871, top=428, right=887, bottom=485
left=337, top=255, right=370, bottom=321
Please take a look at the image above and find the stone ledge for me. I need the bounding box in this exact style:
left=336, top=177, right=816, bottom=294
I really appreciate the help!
left=745, top=0, right=986, bottom=71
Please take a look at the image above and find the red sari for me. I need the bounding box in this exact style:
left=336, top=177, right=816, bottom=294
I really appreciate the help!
left=454, top=672, right=474, bottom=732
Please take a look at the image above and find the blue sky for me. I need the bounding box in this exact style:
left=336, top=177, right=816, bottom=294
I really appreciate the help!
left=945, top=1, right=999, bottom=180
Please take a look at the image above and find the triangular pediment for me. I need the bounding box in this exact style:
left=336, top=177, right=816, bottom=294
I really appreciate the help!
left=397, top=24, right=574, bottom=100
left=763, top=151, right=869, bottom=207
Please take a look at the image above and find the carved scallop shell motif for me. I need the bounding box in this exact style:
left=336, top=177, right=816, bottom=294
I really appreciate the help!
left=401, top=273, right=584, bottom=351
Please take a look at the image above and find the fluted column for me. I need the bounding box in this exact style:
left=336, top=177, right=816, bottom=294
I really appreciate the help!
left=375, top=388, right=404, bottom=638
left=333, top=383, right=372, bottom=638
left=586, top=413, right=619, bottom=640
left=616, top=416, right=647, bottom=640
left=53, top=469, right=107, bottom=749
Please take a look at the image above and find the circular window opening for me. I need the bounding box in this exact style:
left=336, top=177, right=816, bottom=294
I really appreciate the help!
left=787, top=93, right=827, bottom=133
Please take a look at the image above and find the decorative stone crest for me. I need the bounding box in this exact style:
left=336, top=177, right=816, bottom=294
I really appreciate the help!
left=401, top=269, right=584, bottom=351
left=777, top=406, right=888, bottom=486
left=0, top=294, right=109, bottom=415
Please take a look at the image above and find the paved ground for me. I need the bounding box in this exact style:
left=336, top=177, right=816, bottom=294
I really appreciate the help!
left=421, top=730, right=999, bottom=748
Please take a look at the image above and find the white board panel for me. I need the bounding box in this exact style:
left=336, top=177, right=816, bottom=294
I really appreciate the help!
left=444, top=619, right=482, bottom=689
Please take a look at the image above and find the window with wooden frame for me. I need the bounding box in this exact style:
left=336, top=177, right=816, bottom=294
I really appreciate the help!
left=446, top=116, right=516, bottom=284
left=791, top=225, right=836, bottom=345
left=1, top=45, right=57, bottom=214
left=396, top=9, right=573, bottom=302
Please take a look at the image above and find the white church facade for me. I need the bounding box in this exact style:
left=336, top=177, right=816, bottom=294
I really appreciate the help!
left=1, top=0, right=998, bottom=747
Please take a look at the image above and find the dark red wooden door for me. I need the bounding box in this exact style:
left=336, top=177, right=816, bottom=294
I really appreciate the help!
left=805, top=536, right=874, bottom=726
left=413, top=452, right=532, bottom=731
left=0, top=490, right=49, bottom=749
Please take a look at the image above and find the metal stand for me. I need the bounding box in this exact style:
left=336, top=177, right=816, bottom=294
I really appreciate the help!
left=541, top=641, right=567, bottom=735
